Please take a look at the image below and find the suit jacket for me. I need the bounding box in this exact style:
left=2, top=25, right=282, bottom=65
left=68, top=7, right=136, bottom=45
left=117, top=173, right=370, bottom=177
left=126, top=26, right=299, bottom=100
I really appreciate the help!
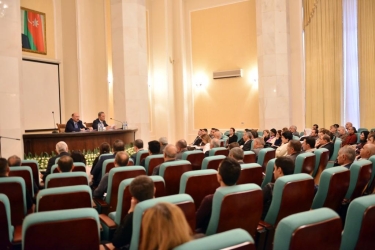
left=242, top=140, right=252, bottom=151
left=176, top=149, right=188, bottom=160
left=65, top=118, right=86, bottom=132
left=43, top=151, right=70, bottom=182
left=92, top=118, right=109, bottom=130
left=320, top=142, right=334, bottom=159
left=193, top=136, right=202, bottom=146
left=91, top=153, right=116, bottom=186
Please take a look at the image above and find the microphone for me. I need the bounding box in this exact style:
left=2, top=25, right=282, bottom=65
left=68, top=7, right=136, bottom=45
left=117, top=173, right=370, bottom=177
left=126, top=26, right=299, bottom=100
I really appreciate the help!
left=110, top=118, right=123, bottom=124
left=52, top=111, right=58, bottom=133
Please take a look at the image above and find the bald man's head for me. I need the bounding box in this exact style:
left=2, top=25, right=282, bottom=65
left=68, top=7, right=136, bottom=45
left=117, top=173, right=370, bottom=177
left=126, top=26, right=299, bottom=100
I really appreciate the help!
left=164, top=144, right=177, bottom=160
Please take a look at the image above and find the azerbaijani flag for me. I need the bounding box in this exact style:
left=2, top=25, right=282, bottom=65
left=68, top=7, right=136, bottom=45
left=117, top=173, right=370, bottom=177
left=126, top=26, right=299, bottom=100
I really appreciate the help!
left=23, top=10, right=45, bottom=52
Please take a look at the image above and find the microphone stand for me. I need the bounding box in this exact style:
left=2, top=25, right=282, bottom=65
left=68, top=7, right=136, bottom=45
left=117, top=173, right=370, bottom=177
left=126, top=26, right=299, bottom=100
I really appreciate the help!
left=52, top=111, right=58, bottom=133
left=0, top=136, right=21, bottom=158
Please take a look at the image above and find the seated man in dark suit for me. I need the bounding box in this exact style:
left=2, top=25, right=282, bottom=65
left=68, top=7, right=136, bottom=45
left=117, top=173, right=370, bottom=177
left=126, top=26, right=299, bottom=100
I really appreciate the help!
left=317, top=134, right=334, bottom=158
left=90, top=139, right=125, bottom=187
left=140, top=140, right=160, bottom=167
left=195, top=157, right=241, bottom=233
left=65, top=113, right=88, bottom=132
left=337, top=146, right=355, bottom=169
left=152, top=144, right=177, bottom=175
left=241, top=131, right=253, bottom=151
left=204, top=138, right=221, bottom=157
left=286, top=140, right=302, bottom=163
left=92, top=111, right=110, bottom=130
left=8, top=155, right=39, bottom=193
left=130, top=139, right=144, bottom=163
left=43, top=141, right=70, bottom=182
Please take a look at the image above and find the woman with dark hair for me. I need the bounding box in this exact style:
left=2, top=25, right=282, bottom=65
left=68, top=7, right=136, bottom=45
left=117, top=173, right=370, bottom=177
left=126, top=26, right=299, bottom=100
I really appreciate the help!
left=227, top=127, right=238, bottom=145
left=71, top=150, right=86, bottom=165
left=91, top=142, right=110, bottom=167
left=355, top=131, right=370, bottom=155
left=271, top=130, right=283, bottom=148
left=263, top=129, right=270, bottom=143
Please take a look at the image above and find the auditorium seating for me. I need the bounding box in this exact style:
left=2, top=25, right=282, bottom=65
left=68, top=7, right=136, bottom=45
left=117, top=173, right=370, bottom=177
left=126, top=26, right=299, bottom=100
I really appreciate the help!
left=326, top=138, right=342, bottom=168
left=209, top=147, right=229, bottom=157
left=182, top=150, right=205, bottom=170
left=36, top=185, right=92, bottom=212
left=130, top=194, right=195, bottom=250
left=22, top=208, right=100, bottom=250
left=257, top=148, right=275, bottom=172
left=365, top=155, right=375, bottom=194
left=56, top=123, right=66, bottom=133
left=311, top=167, right=350, bottom=213
left=179, top=169, right=219, bottom=209
left=294, top=152, right=316, bottom=174
left=261, top=159, right=275, bottom=188
left=144, top=154, right=164, bottom=175
left=102, top=159, right=115, bottom=176
left=21, top=160, right=40, bottom=188
left=243, top=151, right=256, bottom=163
left=159, top=160, right=192, bottom=195
left=99, top=153, right=113, bottom=160
left=0, top=194, right=21, bottom=248
left=201, top=155, right=225, bottom=170
left=135, top=150, right=149, bottom=165
left=274, top=208, right=342, bottom=250
left=237, top=163, right=262, bottom=186
left=174, top=228, right=255, bottom=250
left=93, top=166, right=146, bottom=214
left=51, top=162, right=86, bottom=173
left=206, top=184, right=263, bottom=239
left=45, top=172, right=89, bottom=188
left=312, top=148, right=330, bottom=184
left=9, top=166, right=35, bottom=197
left=344, top=160, right=372, bottom=202
left=341, top=194, right=375, bottom=249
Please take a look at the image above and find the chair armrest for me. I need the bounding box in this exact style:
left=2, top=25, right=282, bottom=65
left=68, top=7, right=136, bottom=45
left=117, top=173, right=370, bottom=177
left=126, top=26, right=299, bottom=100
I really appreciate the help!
left=93, top=198, right=108, bottom=207
left=101, top=243, right=116, bottom=250
left=92, top=200, right=97, bottom=209
left=99, top=214, right=117, bottom=230
left=258, top=220, right=273, bottom=230
left=13, top=225, right=22, bottom=244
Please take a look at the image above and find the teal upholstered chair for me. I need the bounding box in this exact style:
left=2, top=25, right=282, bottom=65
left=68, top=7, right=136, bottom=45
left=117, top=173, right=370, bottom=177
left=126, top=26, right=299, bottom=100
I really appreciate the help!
left=0, top=194, right=21, bottom=248
left=209, top=147, right=228, bottom=156
left=174, top=228, right=255, bottom=250
left=159, top=160, right=192, bottom=195
left=261, top=159, right=275, bottom=188
left=312, top=148, right=330, bottom=181
left=257, top=148, right=275, bottom=172
left=135, top=150, right=149, bottom=165
left=237, top=163, right=262, bottom=186
left=365, top=155, right=375, bottom=194
left=130, top=194, right=195, bottom=250
left=0, top=177, right=27, bottom=226
left=9, top=166, right=35, bottom=197
left=94, top=166, right=146, bottom=214
left=201, top=155, right=225, bottom=170
left=344, top=160, right=372, bottom=201
left=36, top=185, right=92, bottom=212
left=243, top=150, right=256, bottom=163
left=206, top=184, right=262, bottom=238
left=274, top=208, right=342, bottom=250
left=258, top=131, right=264, bottom=137
left=311, top=167, right=350, bottom=212
left=54, top=157, right=60, bottom=164
left=326, top=138, right=342, bottom=168
left=21, top=160, right=40, bottom=187
left=357, top=127, right=368, bottom=134
left=179, top=169, right=218, bottom=209
left=45, top=172, right=89, bottom=188
left=144, top=154, right=164, bottom=175
left=293, top=135, right=300, bottom=141
left=294, top=152, right=315, bottom=174
left=181, top=150, right=205, bottom=170
left=22, top=208, right=100, bottom=249
left=236, top=131, right=244, bottom=142
left=102, top=159, right=115, bottom=177
left=341, top=194, right=375, bottom=250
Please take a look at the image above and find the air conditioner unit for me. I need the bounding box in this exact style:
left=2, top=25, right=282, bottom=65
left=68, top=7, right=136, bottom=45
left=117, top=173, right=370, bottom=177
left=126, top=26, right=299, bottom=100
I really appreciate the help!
left=213, top=69, right=242, bottom=79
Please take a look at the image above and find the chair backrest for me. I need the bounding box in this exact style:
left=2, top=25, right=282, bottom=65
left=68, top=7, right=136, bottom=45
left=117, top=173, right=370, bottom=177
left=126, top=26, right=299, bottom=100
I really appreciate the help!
left=341, top=194, right=375, bottom=250
left=173, top=228, right=255, bottom=250
left=237, top=163, right=263, bottom=186
left=45, top=172, right=89, bottom=188
left=366, top=155, right=375, bottom=194
left=257, top=148, right=275, bottom=172
left=84, top=122, right=93, bottom=128
left=111, top=176, right=166, bottom=225
left=130, top=194, right=195, bottom=250
left=105, top=166, right=146, bottom=213
left=135, top=150, right=149, bottom=165
left=21, top=160, right=40, bottom=187
left=345, top=160, right=372, bottom=201
left=182, top=151, right=205, bottom=170
left=209, top=147, right=229, bottom=157
left=159, top=160, right=192, bottom=195
left=327, top=138, right=342, bottom=168
left=311, top=167, right=350, bottom=212
left=9, top=166, right=34, bottom=197
left=36, top=185, right=92, bottom=212
left=312, top=148, right=330, bottom=182
left=236, top=131, right=244, bottom=142
left=51, top=162, right=86, bottom=174
left=102, top=159, right=116, bottom=177
left=261, top=159, right=276, bottom=188
left=56, top=123, right=66, bottom=133
left=243, top=151, right=256, bottom=163
left=144, top=155, right=164, bottom=175
left=179, top=170, right=219, bottom=209
left=206, top=184, right=263, bottom=239
left=22, top=208, right=100, bottom=250
left=201, top=155, right=226, bottom=170
left=99, top=153, right=113, bottom=161
left=265, top=174, right=315, bottom=226
left=127, top=159, right=134, bottom=166
left=0, top=194, right=13, bottom=249
left=294, top=152, right=316, bottom=174
left=274, top=208, right=342, bottom=250
left=357, top=127, right=368, bottom=134
left=293, top=135, right=300, bottom=141
left=0, top=177, right=27, bottom=226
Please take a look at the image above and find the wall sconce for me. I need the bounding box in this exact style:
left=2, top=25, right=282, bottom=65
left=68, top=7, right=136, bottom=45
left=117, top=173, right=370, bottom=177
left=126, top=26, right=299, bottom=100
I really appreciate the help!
left=194, top=72, right=208, bottom=88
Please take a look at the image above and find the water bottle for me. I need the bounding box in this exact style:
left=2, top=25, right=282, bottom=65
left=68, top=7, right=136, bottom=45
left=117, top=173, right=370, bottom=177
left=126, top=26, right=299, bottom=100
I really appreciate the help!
left=98, top=123, right=102, bottom=131
left=122, top=122, right=126, bottom=130
left=125, top=121, right=128, bottom=129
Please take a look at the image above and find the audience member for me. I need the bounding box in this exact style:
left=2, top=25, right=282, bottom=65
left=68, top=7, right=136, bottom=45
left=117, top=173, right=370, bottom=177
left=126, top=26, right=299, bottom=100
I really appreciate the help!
left=227, top=127, right=238, bottom=145
left=330, top=125, right=339, bottom=137
left=130, top=139, right=144, bottom=163
left=302, top=137, right=315, bottom=153
left=345, top=122, right=353, bottom=131
left=229, top=147, right=244, bottom=164
left=91, top=139, right=125, bottom=187
left=140, top=140, right=161, bottom=167
left=43, top=141, right=70, bottom=182
left=92, top=111, right=109, bottom=130
left=140, top=202, right=192, bottom=250
left=355, top=131, right=370, bottom=155
left=343, top=127, right=357, bottom=146
left=337, top=146, right=355, bottom=169
left=92, top=142, right=111, bottom=169
left=337, top=126, right=348, bottom=143
left=65, top=112, right=87, bottom=132
left=312, top=124, right=319, bottom=130
left=228, top=142, right=240, bottom=150
left=286, top=140, right=302, bottom=162
left=238, top=129, right=250, bottom=145
left=93, top=151, right=129, bottom=198
left=176, top=139, right=188, bottom=160
left=271, top=130, right=283, bottom=148
left=192, top=130, right=203, bottom=146
left=204, top=138, right=220, bottom=157
left=266, top=128, right=276, bottom=146
left=112, top=175, right=155, bottom=249
left=70, top=150, right=86, bottom=164
left=316, top=134, right=334, bottom=158
left=8, top=155, right=39, bottom=193
left=289, top=125, right=299, bottom=137
left=358, top=143, right=375, bottom=160
left=196, top=157, right=241, bottom=233
left=214, top=130, right=222, bottom=140
left=201, top=134, right=211, bottom=153
left=262, top=156, right=295, bottom=219
left=241, top=132, right=253, bottom=151
left=368, top=134, right=375, bottom=144
left=251, top=138, right=265, bottom=159
left=276, top=131, right=292, bottom=157
left=262, top=130, right=270, bottom=143
left=152, top=144, right=177, bottom=175
left=57, top=155, right=75, bottom=172
left=209, top=128, right=216, bottom=139
left=159, top=137, right=168, bottom=154
left=250, top=129, right=258, bottom=139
